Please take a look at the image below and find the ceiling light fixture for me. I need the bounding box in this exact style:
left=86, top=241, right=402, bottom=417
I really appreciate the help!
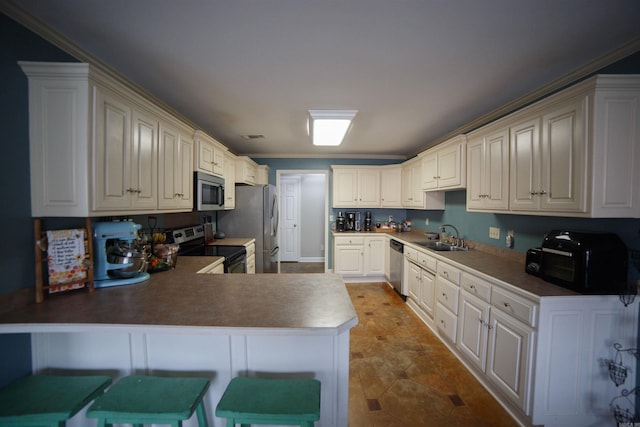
left=308, top=109, right=357, bottom=146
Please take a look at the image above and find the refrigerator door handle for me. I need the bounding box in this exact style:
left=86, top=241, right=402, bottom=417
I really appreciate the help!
left=271, top=193, right=279, bottom=237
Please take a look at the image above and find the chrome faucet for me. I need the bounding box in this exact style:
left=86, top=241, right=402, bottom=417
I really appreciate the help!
left=440, top=224, right=464, bottom=248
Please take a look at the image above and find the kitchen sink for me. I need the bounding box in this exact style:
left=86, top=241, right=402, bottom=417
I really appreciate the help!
left=414, top=241, right=469, bottom=251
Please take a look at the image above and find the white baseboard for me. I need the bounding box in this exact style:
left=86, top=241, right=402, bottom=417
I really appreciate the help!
left=297, top=257, right=324, bottom=263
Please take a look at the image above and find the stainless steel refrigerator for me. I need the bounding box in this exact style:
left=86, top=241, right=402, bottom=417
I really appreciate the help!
left=216, top=185, right=279, bottom=273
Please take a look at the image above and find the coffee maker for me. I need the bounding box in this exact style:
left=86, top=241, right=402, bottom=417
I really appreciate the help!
left=346, top=211, right=362, bottom=231
left=93, top=222, right=150, bottom=288
left=336, top=211, right=346, bottom=232
left=364, top=211, right=372, bottom=231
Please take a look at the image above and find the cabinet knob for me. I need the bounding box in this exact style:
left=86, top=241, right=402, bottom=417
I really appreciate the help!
left=503, top=302, right=511, bottom=308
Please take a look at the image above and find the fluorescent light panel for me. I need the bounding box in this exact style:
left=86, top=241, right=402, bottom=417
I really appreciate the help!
left=309, top=110, right=357, bottom=146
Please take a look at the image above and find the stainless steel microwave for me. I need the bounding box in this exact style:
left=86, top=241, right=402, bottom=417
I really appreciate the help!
left=195, top=172, right=225, bottom=211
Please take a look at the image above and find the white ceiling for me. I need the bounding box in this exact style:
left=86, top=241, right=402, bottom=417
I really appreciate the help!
left=6, top=0, right=640, bottom=158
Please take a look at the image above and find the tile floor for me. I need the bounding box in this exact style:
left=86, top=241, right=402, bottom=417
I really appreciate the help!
left=346, top=282, right=519, bottom=427
left=277, top=264, right=519, bottom=426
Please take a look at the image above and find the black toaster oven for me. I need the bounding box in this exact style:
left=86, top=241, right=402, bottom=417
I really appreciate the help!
left=525, top=230, right=628, bottom=294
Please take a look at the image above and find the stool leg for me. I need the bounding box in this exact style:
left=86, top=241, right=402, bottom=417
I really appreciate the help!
left=195, top=402, right=209, bottom=427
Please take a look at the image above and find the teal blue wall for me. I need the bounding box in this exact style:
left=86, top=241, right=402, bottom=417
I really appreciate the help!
left=0, top=12, right=78, bottom=388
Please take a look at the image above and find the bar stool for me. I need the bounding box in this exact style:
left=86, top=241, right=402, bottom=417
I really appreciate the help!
left=86, top=375, right=210, bottom=427
left=0, top=374, right=112, bottom=427
left=215, top=377, right=321, bottom=427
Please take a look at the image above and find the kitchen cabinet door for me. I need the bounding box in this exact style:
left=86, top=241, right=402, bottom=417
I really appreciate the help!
left=380, top=166, right=402, bottom=207
left=158, top=122, right=193, bottom=210
left=510, top=97, right=587, bottom=213
left=539, top=97, right=587, bottom=212
left=223, top=152, right=236, bottom=209
left=93, top=86, right=132, bottom=211
left=195, top=131, right=225, bottom=177
left=487, top=308, right=534, bottom=414
left=418, top=268, right=435, bottom=319
left=129, top=109, right=158, bottom=210
left=421, top=152, right=438, bottom=190
left=437, top=140, right=465, bottom=189
left=332, top=167, right=380, bottom=207
left=407, top=261, right=421, bottom=302
left=364, top=236, right=385, bottom=276
left=358, top=169, right=381, bottom=207
left=457, top=291, right=490, bottom=372
left=334, top=245, right=364, bottom=276
left=332, top=168, right=358, bottom=207
left=421, top=135, right=466, bottom=191
left=467, top=129, right=510, bottom=211
left=235, top=156, right=258, bottom=185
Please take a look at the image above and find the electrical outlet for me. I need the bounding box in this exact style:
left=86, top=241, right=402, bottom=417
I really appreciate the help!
left=489, top=227, right=501, bottom=239
left=506, top=230, right=514, bottom=248
left=425, top=218, right=429, bottom=225
left=329, top=215, right=334, bottom=221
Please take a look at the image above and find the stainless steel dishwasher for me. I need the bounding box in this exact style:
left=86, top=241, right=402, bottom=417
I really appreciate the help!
left=389, top=239, right=405, bottom=299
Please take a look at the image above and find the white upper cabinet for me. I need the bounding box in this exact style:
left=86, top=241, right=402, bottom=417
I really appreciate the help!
left=380, top=166, right=402, bottom=207
left=401, top=158, right=445, bottom=210
left=590, top=76, right=640, bottom=217
left=466, top=127, right=510, bottom=211
left=468, top=74, right=640, bottom=217
left=158, top=121, right=194, bottom=210
left=194, top=130, right=226, bottom=177
left=93, top=86, right=158, bottom=212
left=421, top=135, right=466, bottom=191
left=510, top=96, right=587, bottom=213
left=20, top=61, right=205, bottom=216
left=331, top=166, right=380, bottom=208
left=235, top=156, right=258, bottom=185
left=223, top=152, right=236, bottom=209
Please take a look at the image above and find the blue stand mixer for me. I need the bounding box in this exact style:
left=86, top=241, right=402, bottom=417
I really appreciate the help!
left=93, top=222, right=150, bottom=288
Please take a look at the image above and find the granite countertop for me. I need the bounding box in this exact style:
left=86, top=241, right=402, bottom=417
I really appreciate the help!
left=0, top=256, right=357, bottom=333
left=333, top=230, right=578, bottom=299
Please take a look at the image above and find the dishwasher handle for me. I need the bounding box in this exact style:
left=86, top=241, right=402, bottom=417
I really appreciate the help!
left=390, top=239, right=404, bottom=253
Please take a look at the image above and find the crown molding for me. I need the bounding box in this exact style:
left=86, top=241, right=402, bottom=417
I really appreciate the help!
left=410, top=35, right=640, bottom=157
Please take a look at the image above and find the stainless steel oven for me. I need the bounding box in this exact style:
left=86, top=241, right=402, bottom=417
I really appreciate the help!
left=170, top=225, right=247, bottom=273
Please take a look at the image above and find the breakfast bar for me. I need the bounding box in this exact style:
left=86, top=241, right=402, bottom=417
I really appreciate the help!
left=0, top=259, right=358, bottom=427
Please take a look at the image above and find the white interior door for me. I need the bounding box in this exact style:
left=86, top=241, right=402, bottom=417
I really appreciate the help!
left=280, top=176, right=300, bottom=262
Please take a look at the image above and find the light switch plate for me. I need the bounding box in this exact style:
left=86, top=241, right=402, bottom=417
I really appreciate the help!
left=489, top=227, right=500, bottom=239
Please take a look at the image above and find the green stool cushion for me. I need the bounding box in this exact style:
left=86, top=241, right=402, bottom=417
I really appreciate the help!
left=0, top=375, right=112, bottom=426
left=216, top=377, right=320, bottom=426
left=86, top=375, right=210, bottom=426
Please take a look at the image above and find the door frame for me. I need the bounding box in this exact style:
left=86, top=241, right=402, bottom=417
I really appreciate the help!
left=276, top=169, right=329, bottom=273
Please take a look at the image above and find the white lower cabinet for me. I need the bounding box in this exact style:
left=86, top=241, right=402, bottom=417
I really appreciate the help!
left=405, top=246, right=437, bottom=323
left=402, top=242, right=638, bottom=427
left=457, top=290, right=490, bottom=372
left=487, top=306, right=535, bottom=415
left=333, top=234, right=386, bottom=279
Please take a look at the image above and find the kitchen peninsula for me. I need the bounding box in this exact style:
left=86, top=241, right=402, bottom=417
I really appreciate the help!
left=0, top=258, right=357, bottom=427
